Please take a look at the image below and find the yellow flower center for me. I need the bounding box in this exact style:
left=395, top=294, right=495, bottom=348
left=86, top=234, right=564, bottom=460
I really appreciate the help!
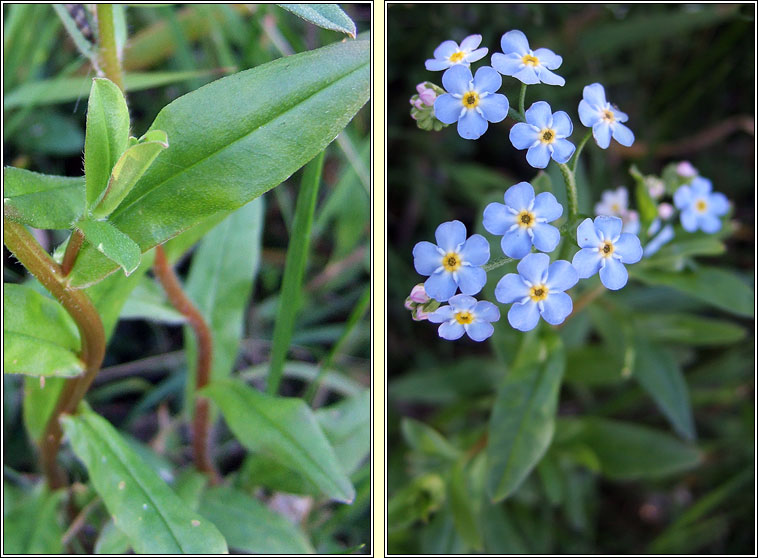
left=449, top=51, right=465, bottom=63
left=611, top=203, right=620, bottom=213
left=455, top=310, right=474, bottom=324
left=442, top=252, right=462, bottom=272
left=462, top=91, right=480, bottom=109
left=601, top=109, right=616, bottom=123
left=517, top=209, right=536, bottom=228
left=529, top=284, right=549, bottom=302
left=539, top=128, right=556, bottom=144
left=695, top=199, right=708, bottom=213
left=522, top=54, right=540, bottom=66
left=600, top=240, right=615, bottom=257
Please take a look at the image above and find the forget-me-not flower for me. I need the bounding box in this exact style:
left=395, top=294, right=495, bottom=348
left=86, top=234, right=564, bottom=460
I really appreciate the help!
left=434, top=65, right=509, bottom=140
left=578, top=83, right=634, bottom=149
left=495, top=253, right=578, bottom=331
left=428, top=294, right=500, bottom=341
left=572, top=216, right=642, bottom=290
left=483, top=181, right=563, bottom=259
left=594, top=186, right=640, bottom=234
left=413, top=220, right=490, bottom=302
left=510, top=101, right=575, bottom=168
left=673, top=177, right=729, bottom=234
left=425, top=35, right=489, bottom=72
left=491, top=30, right=565, bottom=86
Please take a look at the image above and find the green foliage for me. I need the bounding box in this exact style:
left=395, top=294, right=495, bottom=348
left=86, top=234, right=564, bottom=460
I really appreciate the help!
left=279, top=4, right=357, bottom=37
left=2, top=482, right=65, bottom=554
left=3, top=168, right=84, bottom=229
left=76, top=219, right=141, bottom=275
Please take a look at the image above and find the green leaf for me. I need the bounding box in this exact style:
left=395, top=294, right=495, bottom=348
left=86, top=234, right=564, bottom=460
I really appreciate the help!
left=632, top=335, right=695, bottom=440
left=61, top=410, right=228, bottom=554
left=94, top=520, right=131, bottom=555
left=449, top=460, right=484, bottom=550
left=119, top=276, right=186, bottom=324
left=76, top=219, right=141, bottom=276
left=486, top=333, right=565, bottom=502
left=278, top=4, right=357, bottom=37
left=185, top=198, right=264, bottom=408
left=69, top=38, right=369, bottom=287
left=200, top=485, right=314, bottom=554
left=93, top=130, right=169, bottom=217
left=84, top=78, right=130, bottom=209
left=388, top=473, right=446, bottom=532
left=315, top=389, right=370, bottom=475
left=203, top=377, right=354, bottom=503
left=641, top=234, right=725, bottom=265
left=14, top=110, right=85, bottom=156
left=631, top=266, right=754, bottom=318
left=558, top=417, right=702, bottom=479
left=633, top=313, right=745, bottom=345
left=629, top=164, right=658, bottom=224
left=2, top=483, right=65, bottom=554
left=565, top=345, right=626, bottom=385
left=23, top=376, right=65, bottom=442
left=3, top=167, right=85, bottom=229
left=268, top=151, right=325, bottom=394
left=401, top=418, right=461, bottom=461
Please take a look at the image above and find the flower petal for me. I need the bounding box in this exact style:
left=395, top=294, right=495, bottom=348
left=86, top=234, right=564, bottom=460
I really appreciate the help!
left=594, top=215, right=623, bottom=241
left=435, top=220, right=467, bottom=251
left=599, top=258, right=628, bottom=290
left=465, top=321, right=494, bottom=341
left=428, top=305, right=455, bottom=323
left=433, top=94, right=462, bottom=124
left=456, top=265, right=486, bottom=295
left=699, top=214, right=722, bottom=234
left=508, top=301, right=541, bottom=331
left=478, top=94, right=509, bottom=123
left=709, top=192, right=730, bottom=215
left=442, top=65, right=472, bottom=95
left=483, top=202, right=511, bottom=235
left=504, top=181, right=535, bottom=210
left=511, top=65, right=541, bottom=85
left=526, top=143, right=551, bottom=169
left=501, top=228, right=532, bottom=259
left=466, top=47, right=488, bottom=63
left=535, top=66, right=565, bottom=86
left=438, top=320, right=465, bottom=340
left=459, top=34, right=482, bottom=51
left=611, top=106, right=629, bottom=122
left=690, top=177, right=712, bottom=196
left=551, top=111, right=573, bottom=137
left=460, top=234, right=490, bottom=266
left=673, top=185, right=693, bottom=210
left=532, top=191, right=563, bottom=221
left=551, top=138, right=575, bottom=164
left=434, top=40, right=459, bottom=60
left=474, top=300, right=500, bottom=322
left=458, top=109, right=488, bottom=139
left=425, top=271, right=457, bottom=302
left=500, top=29, right=530, bottom=55
left=540, top=291, right=573, bottom=325
left=572, top=248, right=602, bottom=279
left=449, top=293, right=477, bottom=311
left=613, top=233, right=642, bottom=264
left=546, top=260, right=578, bottom=292
left=582, top=83, right=607, bottom=109
left=490, top=52, right=523, bottom=76
left=611, top=122, right=635, bottom=146
left=578, top=99, right=599, bottom=127
left=509, top=123, right=539, bottom=150
left=680, top=209, right=698, bottom=232
left=425, top=58, right=451, bottom=72
left=495, top=273, right=529, bottom=304
left=592, top=121, right=612, bottom=149
left=525, top=101, right=553, bottom=128
left=413, top=241, right=443, bottom=275
left=517, top=252, right=550, bottom=284
left=533, top=47, right=562, bottom=69
left=473, top=65, right=502, bottom=94
left=531, top=223, right=561, bottom=253
left=576, top=217, right=600, bottom=247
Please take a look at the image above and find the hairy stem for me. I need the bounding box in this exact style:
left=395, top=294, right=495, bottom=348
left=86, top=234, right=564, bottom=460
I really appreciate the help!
left=61, top=229, right=84, bottom=276
left=570, top=131, right=593, bottom=173
left=557, top=162, right=578, bottom=220
left=95, top=4, right=124, bottom=90
left=3, top=217, right=106, bottom=489
left=518, top=83, right=527, bottom=117
left=153, top=245, right=219, bottom=483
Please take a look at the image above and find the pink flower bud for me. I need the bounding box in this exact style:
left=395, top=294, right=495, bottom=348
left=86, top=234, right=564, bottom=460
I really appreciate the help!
left=416, top=83, right=427, bottom=94
left=409, top=284, right=430, bottom=304
left=658, top=202, right=674, bottom=220
left=676, top=161, right=698, bottom=177
left=645, top=177, right=665, bottom=199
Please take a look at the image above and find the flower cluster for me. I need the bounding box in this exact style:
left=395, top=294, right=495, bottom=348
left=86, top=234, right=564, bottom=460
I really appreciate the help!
left=407, top=30, right=731, bottom=343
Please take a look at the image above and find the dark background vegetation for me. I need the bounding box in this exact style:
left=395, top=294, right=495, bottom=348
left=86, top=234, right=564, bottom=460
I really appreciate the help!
left=4, top=4, right=370, bottom=552
left=388, top=3, right=754, bottom=554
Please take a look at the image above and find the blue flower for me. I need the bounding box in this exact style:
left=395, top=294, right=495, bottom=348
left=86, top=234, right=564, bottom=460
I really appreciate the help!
left=673, top=177, right=729, bottom=233
left=491, top=30, right=565, bottom=86
left=413, top=220, right=490, bottom=302
left=425, top=34, right=488, bottom=71
left=578, top=83, right=635, bottom=149
left=428, top=294, right=500, bottom=341
left=483, top=181, right=563, bottom=259
left=434, top=65, right=509, bottom=140
left=509, top=101, right=575, bottom=168
left=495, top=253, right=578, bottom=331
left=572, top=216, right=642, bottom=290
left=643, top=223, right=675, bottom=257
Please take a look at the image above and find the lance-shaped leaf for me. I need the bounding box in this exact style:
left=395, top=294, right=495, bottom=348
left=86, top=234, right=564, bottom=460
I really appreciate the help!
left=203, top=378, right=355, bottom=503
left=279, top=4, right=357, bottom=37
left=2, top=482, right=65, bottom=554
left=24, top=376, right=66, bottom=441
left=68, top=38, right=369, bottom=287
left=3, top=167, right=84, bottom=229
left=93, top=130, right=169, bottom=218
left=61, top=410, right=228, bottom=554
left=316, top=389, right=371, bottom=475
left=84, top=78, right=130, bottom=209
left=76, top=219, right=141, bottom=276
left=3, top=283, right=83, bottom=377
left=486, top=333, right=566, bottom=502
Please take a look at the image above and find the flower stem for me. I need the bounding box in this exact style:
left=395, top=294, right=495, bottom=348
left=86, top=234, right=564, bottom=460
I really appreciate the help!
left=95, top=4, right=124, bottom=90
left=484, top=255, right=515, bottom=272
left=557, top=162, right=578, bottom=220
left=61, top=229, right=84, bottom=276
left=153, top=245, right=219, bottom=483
left=570, top=131, right=593, bottom=173
left=3, top=217, right=106, bottom=489
left=518, top=83, right=527, bottom=117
